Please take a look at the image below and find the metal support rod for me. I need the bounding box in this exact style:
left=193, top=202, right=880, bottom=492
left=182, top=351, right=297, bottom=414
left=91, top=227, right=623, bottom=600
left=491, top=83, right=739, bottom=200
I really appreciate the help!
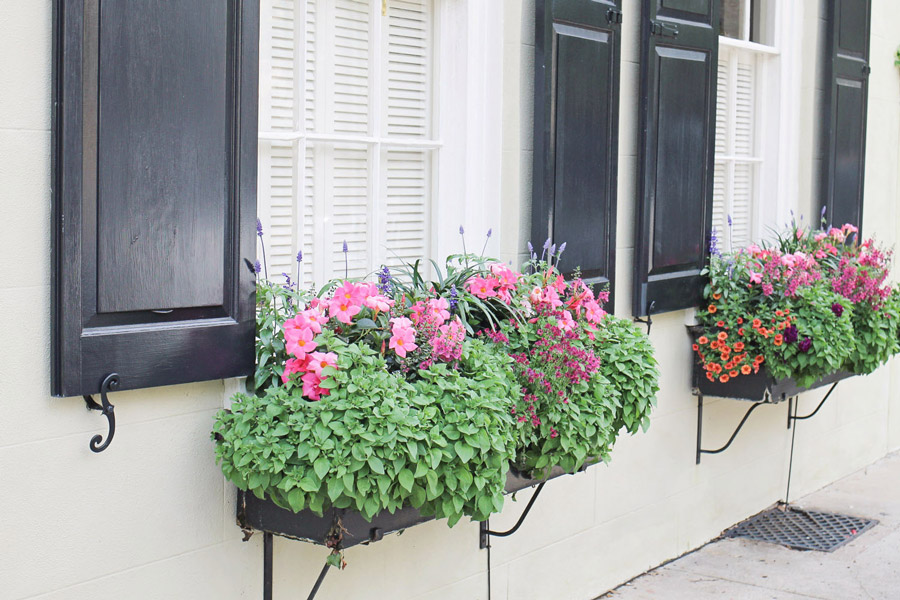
left=789, top=382, right=839, bottom=422
left=306, top=563, right=331, bottom=600
left=263, top=532, right=273, bottom=600
left=696, top=395, right=704, bottom=464
left=697, top=400, right=767, bottom=462
left=785, top=397, right=799, bottom=504
left=787, top=396, right=794, bottom=429
left=479, top=481, right=547, bottom=549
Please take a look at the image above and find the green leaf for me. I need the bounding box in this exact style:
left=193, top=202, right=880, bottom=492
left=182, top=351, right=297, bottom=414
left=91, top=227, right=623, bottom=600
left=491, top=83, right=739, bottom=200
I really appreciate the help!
left=314, top=457, right=330, bottom=480
left=367, top=456, right=385, bottom=475
left=398, top=468, right=414, bottom=493
left=454, top=442, right=475, bottom=463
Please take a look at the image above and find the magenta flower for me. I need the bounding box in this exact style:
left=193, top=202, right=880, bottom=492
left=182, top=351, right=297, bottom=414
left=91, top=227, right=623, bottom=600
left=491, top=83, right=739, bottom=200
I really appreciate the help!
left=799, top=337, right=812, bottom=352
left=285, top=327, right=317, bottom=359
left=831, top=303, right=844, bottom=317
left=307, top=351, right=338, bottom=376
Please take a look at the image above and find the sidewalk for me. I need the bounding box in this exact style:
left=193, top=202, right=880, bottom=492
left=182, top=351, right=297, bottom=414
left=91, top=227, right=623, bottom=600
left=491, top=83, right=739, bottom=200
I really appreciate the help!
left=602, top=451, right=900, bottom=599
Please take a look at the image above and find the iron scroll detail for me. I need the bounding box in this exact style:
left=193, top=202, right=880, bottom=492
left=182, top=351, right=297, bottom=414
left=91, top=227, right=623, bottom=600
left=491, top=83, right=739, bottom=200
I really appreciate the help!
left=83, top=373, right=119, bottom=453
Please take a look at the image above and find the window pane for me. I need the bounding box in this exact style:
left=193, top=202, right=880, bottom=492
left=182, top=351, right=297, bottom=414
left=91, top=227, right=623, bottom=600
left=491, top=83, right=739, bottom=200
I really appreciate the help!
left=720, top=0, right=743, bottom=40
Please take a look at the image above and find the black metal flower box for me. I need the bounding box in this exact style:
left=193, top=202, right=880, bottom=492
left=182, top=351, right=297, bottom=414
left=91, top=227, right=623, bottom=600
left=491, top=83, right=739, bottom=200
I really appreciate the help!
left=691, top=363, right=854, bottom=403
left=237, top=462, right=592, bottom=548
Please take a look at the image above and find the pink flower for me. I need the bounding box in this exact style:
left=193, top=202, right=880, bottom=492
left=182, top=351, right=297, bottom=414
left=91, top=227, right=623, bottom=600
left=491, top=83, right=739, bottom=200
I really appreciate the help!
left=301, top=371, right=328, bottom=401
left=330, top=300, right=361, bottom=324
left=390, top=316, right=414, bottom=332
left=364, top=294, right=393, bottom=312
left=467, top=277, right=498, bottom=299
left=332, top=281, right=365, bottom=307
left=307, top=351, right=338, bottom=376
left=814, top=232, right=827, bottom=242
left=584, top=300, right=606, bottom=323
left=427, top=297, right=451, bottom=326
left=842, top=223, right=858, bottom=235
left=542, top=287, right=563, bottom=308
left=749, top=271, right=763, bottom=284
left=389, top=327, right=418, bottom=358
left=299, top=308, right=327, bottom=333
left=285, top=327, right=317, bottom=358
left=281, top=357, right=307, bottom=384
left=431, top=317, right=465, bottom=362
left=409, top=301, right=429, bottom=325
left=557, top=310, right=576, bottom=332
left=529, top=286, right=543, bottom=304
left=796, top=229, right=804, bottom=240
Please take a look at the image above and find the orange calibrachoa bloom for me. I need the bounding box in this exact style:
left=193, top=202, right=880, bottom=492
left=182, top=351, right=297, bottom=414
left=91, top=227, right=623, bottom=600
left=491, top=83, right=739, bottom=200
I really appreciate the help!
left=752, top=318, right=762, bottom=328
left=708, top=304, right=717, bottom=314
left=733, top=342, right=745, bottom=352
left=698, top=335, right=709, bottom=345
left=713, top=292, right=722, bottom=300
left=719, top=374, right=730, bottom=383
left=741, top=365, right=752, bottom=374
left=717, top=331, right=728, bottom=341
left=774, top=334, right=784, bottom=346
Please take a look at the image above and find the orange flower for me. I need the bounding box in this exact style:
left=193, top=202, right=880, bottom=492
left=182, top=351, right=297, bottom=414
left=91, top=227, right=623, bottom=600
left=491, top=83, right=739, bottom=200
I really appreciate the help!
left=706, top=363, right=715, bottom=371
left=692, top=343, right=699, bottom=351
left=737, top=317, right=744, bottom=324
left=708, top=304, right=718, bottom=314
left=698, top=336, right=709, bottom=345
left=707, top=372, right=716, bottom=382
left=753, top=364, right=760, bottom=373
left=713, top=364, right=722, bottom=373
left=716, top=320, right=725, bottom=327
left=774, top=334, right=783, bottom=346
left=775, top=310, right=784, bottom=317
left=713, top=292, right=722, bottom=300
left=730, top=370, right=739, bottom=377
left=733, top=342, right=745, bottom=352
left=738, top=328, right=745, bottom=336
left=784, top=308, right=790, bottom=314
left=710, top=340, right=720, bottom=350
left=717, top=331, right=728, bottom=341
left=760, top=328, right=769, bottom=338
left=752, top=319, right=762, bottom=328
left=754, top=355, right=764, bottom=363
left=777, top=322, right=786, bottom=330
left=719, top=374, right=730, bottom=383
left=741, top=365, right=751, bottom=375
left=721, top=353, right=730, bottom=361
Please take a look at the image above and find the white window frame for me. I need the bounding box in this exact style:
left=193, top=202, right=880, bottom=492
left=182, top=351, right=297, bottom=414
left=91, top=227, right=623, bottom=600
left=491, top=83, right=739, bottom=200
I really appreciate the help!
left=256, top=0, right=503, bottom=284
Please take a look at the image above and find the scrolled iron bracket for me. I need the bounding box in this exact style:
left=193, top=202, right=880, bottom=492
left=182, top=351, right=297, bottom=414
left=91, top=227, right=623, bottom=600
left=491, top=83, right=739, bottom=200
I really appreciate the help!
left=83, top=373, right=119, bottom=453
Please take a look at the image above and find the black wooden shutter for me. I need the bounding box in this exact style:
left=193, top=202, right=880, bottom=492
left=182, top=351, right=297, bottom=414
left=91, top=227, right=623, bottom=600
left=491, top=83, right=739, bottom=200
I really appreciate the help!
left=52, top=0, right=259, bottom=397
left=633, top=0, right=720, bottom=317
left=532, top=0, right=622, bottom=305
left=819, top=0, right=871, bottom=230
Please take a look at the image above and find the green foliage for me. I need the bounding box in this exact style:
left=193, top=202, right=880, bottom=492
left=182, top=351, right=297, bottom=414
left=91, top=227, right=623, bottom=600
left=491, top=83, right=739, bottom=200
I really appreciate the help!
left=213, top=336, right=518, bottom=526
left=595, top=316, right=659, bottom=434
left=766, top=286, right=855, bottom=388
left=846, top=287, right=900, bottom=374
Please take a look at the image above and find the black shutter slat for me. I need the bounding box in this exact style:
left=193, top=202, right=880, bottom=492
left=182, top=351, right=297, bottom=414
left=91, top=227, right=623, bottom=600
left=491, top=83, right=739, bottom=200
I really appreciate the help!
left=533, top=0, right=621, bottom=306
left=820, top=0, right=871, bottom=231
left=633, top=0, right=720, bottom=317
left=52, top=0, right=259, bottom=397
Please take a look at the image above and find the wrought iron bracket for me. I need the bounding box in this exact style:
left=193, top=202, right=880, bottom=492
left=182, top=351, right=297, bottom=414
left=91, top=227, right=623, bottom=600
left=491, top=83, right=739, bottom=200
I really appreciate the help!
left=479, top=481, right=547, bottom=549
left=696, top=394, right=775, bottom=464
left=633, top=301, right=655, bottom=335
left=262, top=531, right=333, bottom=600
left=83, top=373, right=119, bottom=453
left=789, top=382, right=839, bottom=424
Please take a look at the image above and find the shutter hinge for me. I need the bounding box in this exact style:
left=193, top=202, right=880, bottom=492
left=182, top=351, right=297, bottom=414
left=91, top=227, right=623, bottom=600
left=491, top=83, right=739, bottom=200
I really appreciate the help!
left=650, top=20, right=679, bottom=38
left=606, top=9, right=623, bottom=25
left=861, top=63, right=871, bottom=76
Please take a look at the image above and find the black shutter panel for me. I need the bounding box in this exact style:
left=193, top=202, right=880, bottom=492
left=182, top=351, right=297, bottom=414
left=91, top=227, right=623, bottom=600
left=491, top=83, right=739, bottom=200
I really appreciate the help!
left=533, top=0, right=622, bottom=305
left=633, top=0, right=720, bottom=317
left=819, top=0, right=871, bottom=231
left=52, top=0, right=259, bottom=397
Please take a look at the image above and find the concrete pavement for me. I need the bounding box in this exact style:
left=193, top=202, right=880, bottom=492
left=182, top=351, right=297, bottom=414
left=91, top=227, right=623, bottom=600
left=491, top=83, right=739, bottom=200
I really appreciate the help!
left=602, top=451, right=900, bottom=599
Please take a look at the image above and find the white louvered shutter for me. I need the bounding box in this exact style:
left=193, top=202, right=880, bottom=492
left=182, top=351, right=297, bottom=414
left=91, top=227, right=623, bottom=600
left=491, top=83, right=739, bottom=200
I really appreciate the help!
left=712, top=46, right=758, bottom=250
left=382, top=0, right=432, bottom=269
left=258, top=0, right=437, bottom=286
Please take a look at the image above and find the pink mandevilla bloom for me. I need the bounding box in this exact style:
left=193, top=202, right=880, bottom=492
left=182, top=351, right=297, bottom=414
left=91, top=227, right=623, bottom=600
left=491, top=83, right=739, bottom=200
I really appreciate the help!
left=307, top=351, right=338, bottom=376
left=427, top=297, right=451, bottom=326
left=584, top=300, right=606, bottom=324
left=467, top=276, right=498, bottom=299
left=364, top=294, right=393, bottom=312
left=281, top=357, right=307, bottom=384
left=330, top=299, right=361, bottom=324
left=389, top=327, right=417, bottom=358
left=285, top=326, right=317, bottom=358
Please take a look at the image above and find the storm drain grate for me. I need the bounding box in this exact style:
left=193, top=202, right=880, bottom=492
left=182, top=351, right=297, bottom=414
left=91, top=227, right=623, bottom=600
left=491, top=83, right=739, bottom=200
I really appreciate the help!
left=725, top=507, right=877, bottom=552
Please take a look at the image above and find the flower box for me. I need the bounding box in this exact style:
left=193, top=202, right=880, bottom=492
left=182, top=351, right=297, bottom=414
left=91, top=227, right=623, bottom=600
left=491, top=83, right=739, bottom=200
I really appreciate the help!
left=237, top=463, right=594, bottom=548
left=691, top=359, right=853, bottom=403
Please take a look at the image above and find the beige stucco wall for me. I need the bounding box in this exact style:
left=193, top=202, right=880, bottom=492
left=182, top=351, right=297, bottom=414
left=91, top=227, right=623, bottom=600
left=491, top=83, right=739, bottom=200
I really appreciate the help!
left=1, top=1, right=898, bottom=599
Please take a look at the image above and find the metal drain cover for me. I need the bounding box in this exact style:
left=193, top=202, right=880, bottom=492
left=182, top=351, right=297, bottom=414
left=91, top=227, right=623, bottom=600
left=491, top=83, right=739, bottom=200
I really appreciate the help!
left=726, top=507, right=877, bottom=552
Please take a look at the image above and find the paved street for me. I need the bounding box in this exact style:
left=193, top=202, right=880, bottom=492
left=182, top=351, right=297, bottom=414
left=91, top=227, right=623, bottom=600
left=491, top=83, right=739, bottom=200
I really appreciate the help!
left=603, top=452, right=900, bottom=599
